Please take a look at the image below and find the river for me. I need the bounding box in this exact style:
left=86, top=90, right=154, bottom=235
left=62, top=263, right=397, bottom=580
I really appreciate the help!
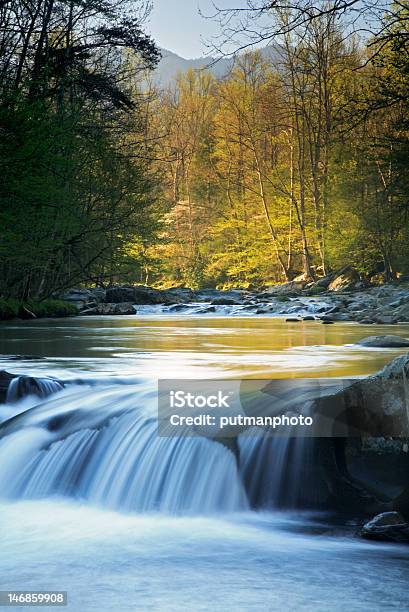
left=0, top=313, right=408, bottom=611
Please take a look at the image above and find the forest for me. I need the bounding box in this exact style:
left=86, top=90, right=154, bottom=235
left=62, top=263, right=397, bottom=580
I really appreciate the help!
left=1, top=0, right=409, bottom=300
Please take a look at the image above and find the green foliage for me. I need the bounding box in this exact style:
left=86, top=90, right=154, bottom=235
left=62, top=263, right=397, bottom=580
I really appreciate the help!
left=0, top=300, right=20, bottom=320
left=0, top=0, right=160, bottom=301
left=0, top=299, right=77, bottom=320
left=24, top=300, right=78, bottom=318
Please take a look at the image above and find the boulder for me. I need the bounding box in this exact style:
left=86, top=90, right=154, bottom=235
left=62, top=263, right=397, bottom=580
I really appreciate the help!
left=328, top=266, right=361, bottom=292
left=314, top=273, right=337, bottom=289
left=105, top=286, right=138, bottom=303
left=58, top=287, right=106, bottom=312
left=359, top=512, right=409, bottom=544
left=315, top=353, right=409, bottom=438
left=356, top=335, right=409, bottom=348
left=106, top=285, right=186, bottom=305
left=263, top=281, right=306, bottom=296
left=165, top=288, right=195, bottom=302
left=100, top=303, right=136, bottom=315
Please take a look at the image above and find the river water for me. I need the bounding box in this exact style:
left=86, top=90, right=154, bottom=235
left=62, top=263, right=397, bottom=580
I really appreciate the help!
left=0, top=314, right=408, bottom=611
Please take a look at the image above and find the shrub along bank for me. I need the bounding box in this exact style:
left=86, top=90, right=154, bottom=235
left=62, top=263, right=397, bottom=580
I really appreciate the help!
left=0, top=299, right=77, bottom=321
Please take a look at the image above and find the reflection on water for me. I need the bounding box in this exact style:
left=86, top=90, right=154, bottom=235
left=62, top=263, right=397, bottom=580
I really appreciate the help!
left=1, top=315, right=409, bottom=379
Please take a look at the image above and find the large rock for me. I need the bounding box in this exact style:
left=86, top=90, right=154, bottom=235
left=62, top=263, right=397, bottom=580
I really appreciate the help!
left=105, top=285, right=185, bottom=305
left=359, top=512, right=409, bottom=544
left=356, top=335, right=409, bottom=348
left=262, top=281, right=306, bottom=297
left=58, top=287, right=106, bottom=311
left=328, top=266, right=361, bottom=292
left=165, top=288, right=196, bottom=302
left=315, top=353, right=409, bottom=438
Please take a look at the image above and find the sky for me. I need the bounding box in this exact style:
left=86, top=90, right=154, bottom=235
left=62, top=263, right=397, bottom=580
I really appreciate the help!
left=147, top=0, right=245, bottom=59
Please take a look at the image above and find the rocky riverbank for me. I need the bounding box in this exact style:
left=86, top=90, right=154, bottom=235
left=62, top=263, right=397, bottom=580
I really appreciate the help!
left=57, top=275, right=409, bottom=324
left=3, top=265, right=409, bottom=322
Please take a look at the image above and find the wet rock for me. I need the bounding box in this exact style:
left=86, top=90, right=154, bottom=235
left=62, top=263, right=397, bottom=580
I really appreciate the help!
left=303, top=316, right=316, bottom=321
left=286, top=318, right=301, bottom=322
left=211, top=298, right=240, bottom=306
left=240, top=304, right=260, bottom=312
left=356, top=335, right=409, bottom=348
left=7, top=375, right=64, bottom=401
left=359, top=512, right=409, bottom=544
left=315, top=353, right=409, bottom=438
left=82, top=303, right=136, bottom=316
left=197, top=306, right=216, bottom=314
left=168, top=304, right=190, bottom=312
left=320, top=315, right=335, bottom=323
left=0, top=371, right=17, bottom=403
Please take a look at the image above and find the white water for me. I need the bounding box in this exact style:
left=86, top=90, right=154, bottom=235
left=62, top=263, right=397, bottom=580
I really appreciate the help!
left=1, top=316, right=409, bottom=611
left=0, top=384, right=247, bottom=514
left=1, top=500, right=408, bottom=612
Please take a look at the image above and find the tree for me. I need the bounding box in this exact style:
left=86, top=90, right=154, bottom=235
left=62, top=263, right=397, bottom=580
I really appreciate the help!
left=0, top=0, right=161, bottom=298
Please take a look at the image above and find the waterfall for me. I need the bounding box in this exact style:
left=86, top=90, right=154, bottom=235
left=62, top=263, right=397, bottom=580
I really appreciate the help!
left=0, top=383, right=248, bottom=514
left=239, top=428, right=328, bottom=510
left=7, top=375, right=64, bottom=402
left=0, top=378, right=326, bottom=514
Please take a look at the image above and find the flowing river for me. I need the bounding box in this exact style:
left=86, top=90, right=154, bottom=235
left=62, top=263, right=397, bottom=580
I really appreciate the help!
left=0, top=314, right=408, bottom=611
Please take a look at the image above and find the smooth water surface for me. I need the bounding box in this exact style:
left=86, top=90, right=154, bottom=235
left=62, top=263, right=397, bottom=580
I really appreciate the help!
left=1, top=314, right=409, bottom=378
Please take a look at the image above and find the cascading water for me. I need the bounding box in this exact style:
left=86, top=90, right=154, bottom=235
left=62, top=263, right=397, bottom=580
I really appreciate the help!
left=239, top=428, right=327, bottom=509
left=0, top=381, right=248, bottom=514
left=0, top=373, right=328, bottom=514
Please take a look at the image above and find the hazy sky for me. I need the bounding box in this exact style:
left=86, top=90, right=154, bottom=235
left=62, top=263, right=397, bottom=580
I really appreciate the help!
left=148, top=0, right=245, bottom=59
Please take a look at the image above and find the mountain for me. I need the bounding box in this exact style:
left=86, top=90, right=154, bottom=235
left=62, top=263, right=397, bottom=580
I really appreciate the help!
left=153, top=47, right=280, bottom=87
left=153, top=49, right=232, bottom=86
